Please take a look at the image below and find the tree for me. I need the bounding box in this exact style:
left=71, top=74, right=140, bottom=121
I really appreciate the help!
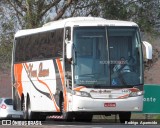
left=0, top=1, right=14, bottom=70
left=100, top=0, right=160, bottom=33
left=101, top=0, right=128, bottom=20
left=4, top=0, right=99, bottom=29
left=129, top=0, right=159, bottom=32
left=0, top=0, right=100, bottom=69
left=4, top=0, right=73, bottom=28
left=66, top=0, right=100, bottom=17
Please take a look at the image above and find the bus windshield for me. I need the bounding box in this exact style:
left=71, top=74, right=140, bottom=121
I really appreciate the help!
left=73, top=26, right=143, bottom=88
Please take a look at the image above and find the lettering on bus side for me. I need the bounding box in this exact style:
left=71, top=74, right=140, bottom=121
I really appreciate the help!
left=27, top=63, right=49, bottom=78
left=38, top=63, right=49, bottom=77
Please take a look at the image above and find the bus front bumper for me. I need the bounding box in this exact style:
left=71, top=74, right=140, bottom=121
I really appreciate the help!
left=69, top=95, right=143, bottom=112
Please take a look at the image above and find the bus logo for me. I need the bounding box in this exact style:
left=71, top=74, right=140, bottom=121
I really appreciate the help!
left=27, top=63, right=49, bottom=78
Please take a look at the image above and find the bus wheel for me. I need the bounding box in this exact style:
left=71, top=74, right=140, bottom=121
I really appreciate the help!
left=119, top=112, right=131, bottom=123
left=13, top=88, right=17, bottom=110
left=61, top=101, right=73, bottom=122
left=22, top=98, right=27, bottom=120
left=22, top=96, right=36, bottom=120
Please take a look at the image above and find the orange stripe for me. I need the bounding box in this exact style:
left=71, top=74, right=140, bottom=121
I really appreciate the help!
left=129, top=88, right=139, bottom=92
left=14, top=64, right=23, bottom=98
left=56, top=58, right=67, bottom=111
left=118, top=94, right=129, bottom=99
left=37, top=77, right=60, bottom=112
left=56, top=59, right=65, bottom=85
left=73, top=86, right=86, bottom=91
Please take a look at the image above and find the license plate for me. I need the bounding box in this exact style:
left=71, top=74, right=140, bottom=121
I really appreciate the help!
left=104, top=103, right=116, bottom=107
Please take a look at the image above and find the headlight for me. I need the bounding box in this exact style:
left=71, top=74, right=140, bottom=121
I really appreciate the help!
left=129, top=91, right=143, bottom=97
left=73, top=91, right=91, bottom=97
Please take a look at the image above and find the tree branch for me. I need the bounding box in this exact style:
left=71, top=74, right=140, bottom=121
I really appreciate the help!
left=6, top=0, right=24, bottom=17
left=39, top=0, right=61, bottom=20
left=53, top=0, right=73, bottom=21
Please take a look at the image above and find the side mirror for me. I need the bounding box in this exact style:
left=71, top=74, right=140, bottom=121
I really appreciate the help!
left=142, top=41, right=152, bottom=60
left=66, top=41, right=73, bottom=59
left=65, top=27, right=72, bottom=59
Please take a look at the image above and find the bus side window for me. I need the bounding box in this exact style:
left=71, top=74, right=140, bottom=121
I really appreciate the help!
left=15, top=39, right=25, bottom=62
left=50, top=29, right=63, bottom=58
left=26, top=37, right=33, bottom=61
left=31, top=42, right=39, bottom=60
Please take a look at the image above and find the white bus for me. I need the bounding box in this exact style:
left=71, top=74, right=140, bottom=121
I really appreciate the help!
left=12, top=17, right=152, bottom=122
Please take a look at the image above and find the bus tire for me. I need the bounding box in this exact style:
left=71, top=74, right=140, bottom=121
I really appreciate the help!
left=23, top=96, right=36, bottom=120
left=22, top=96, right=46, bottom=121
left=27, top=97, right=37, bottom=120
left=13, top=87, right=17, bottom=110
left=61, top=100, right=73, bottom=122
left=22, top=97, right=27, bottom=120
left=119, top=112, right=131, bottom=123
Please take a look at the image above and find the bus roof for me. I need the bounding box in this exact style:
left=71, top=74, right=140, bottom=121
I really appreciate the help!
left=15, top=17, right=138, bottom=38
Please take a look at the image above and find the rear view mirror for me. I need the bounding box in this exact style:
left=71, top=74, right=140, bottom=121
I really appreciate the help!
left=142, top=41, right=152, bottom=60
left=65, top=27, right=72, bottom=59
left=66, top=41, right=73, bottom=59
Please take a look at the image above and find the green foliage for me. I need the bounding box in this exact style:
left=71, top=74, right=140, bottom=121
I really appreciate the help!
left=5, top=0, right=74, bottom=29
left=101, top=0, right=160, bottom=33
left=24, top=0, right=45, bottom=28
left=0, top=5, right=14, bottom=69
left=103, top=0, right=128, bottom=20
left=156, top=115, right=160, bottom=119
